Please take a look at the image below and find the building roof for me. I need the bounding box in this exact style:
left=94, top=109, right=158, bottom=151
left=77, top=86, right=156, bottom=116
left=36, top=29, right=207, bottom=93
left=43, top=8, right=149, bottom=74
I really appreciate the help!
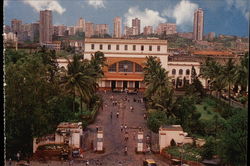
left=85, top=38, right=167, bottom=45
left=193, top=50, right=233, bottom=56
left=57, top=122, right=82, bottom=129
left=160, top=125, right=183, bottom=131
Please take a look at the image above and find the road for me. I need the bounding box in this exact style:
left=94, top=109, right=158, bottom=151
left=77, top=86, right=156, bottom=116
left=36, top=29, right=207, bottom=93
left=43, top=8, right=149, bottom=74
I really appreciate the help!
left=6, top=91, right=170, bottom=166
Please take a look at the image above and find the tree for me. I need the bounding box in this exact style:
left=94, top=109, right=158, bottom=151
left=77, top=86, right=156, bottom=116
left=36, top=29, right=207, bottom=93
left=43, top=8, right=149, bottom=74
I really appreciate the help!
left=60, top=54, right=97, bottom=112
left=235, top=52, right=248, bottom=94
left=219, top=58, right=237, bottom=106
left=218, top=109, right=247, bottom=165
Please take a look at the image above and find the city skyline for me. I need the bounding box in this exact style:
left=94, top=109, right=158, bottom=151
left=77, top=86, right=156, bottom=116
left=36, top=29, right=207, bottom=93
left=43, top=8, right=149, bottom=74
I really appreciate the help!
left=4, top=0, right=249, bottom=37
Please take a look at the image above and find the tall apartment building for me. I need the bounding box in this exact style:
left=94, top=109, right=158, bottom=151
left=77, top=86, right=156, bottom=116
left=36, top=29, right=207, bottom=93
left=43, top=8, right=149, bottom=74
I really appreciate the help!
left=95, top=24, right=109, bottom=36
left=156, top=23, right=176, bottom=35
left=85, top=22, right=94, bottom=37
left=132, top=18, right=141, bottom=35
left=76, top=17, right=85, bottom=33
left=39, top=10, right=53, bottom=44
left=67, top=26, right=75, bottom=36
left=30, top=22, right=39, bottom=42
left=193, top=8, right=204, bottom=41
left=124, top=26, right=133, bottom=37
left=11, top=18, right=22, bottom=34
left=113, top=17, right=122, bottom=38
left=208, top=32, right=215, bottom=41
left=143, top=26, right=153, bottom=35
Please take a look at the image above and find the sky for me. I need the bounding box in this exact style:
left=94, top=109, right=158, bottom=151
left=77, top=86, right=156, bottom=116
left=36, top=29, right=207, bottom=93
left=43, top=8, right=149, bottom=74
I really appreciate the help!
left=3, top=0, right=249, bottom=37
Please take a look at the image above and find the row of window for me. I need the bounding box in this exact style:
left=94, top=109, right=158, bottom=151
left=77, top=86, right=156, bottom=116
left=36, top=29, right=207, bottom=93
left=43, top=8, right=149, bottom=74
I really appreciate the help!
left=108, top=61, right=143, bottom=72
left=91, top=44, right=161, bottom=51
left=171, top=69, right=190, bottom=75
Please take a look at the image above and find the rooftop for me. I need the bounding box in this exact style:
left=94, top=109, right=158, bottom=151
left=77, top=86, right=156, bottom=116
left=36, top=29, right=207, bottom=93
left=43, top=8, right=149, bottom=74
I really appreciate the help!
left=57, top=122, right=82, bottom=129
left=85, top=38, right=167, bottom=45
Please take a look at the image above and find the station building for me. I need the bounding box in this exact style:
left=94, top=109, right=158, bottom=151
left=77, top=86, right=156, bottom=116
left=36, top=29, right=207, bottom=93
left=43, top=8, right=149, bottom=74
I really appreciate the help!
left=58, top=38, right=207, bottom=91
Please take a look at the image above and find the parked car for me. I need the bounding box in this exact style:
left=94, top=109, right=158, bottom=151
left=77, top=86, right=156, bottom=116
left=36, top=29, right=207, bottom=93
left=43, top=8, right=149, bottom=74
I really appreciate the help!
left=143, top=159, right=157, bottom=166
left=72, top=148, right=80, bottom=158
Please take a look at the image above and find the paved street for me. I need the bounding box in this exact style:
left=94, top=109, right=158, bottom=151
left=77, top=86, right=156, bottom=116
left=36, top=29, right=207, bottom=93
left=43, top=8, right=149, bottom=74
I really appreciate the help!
left=6, top=91, right=170, bottom=166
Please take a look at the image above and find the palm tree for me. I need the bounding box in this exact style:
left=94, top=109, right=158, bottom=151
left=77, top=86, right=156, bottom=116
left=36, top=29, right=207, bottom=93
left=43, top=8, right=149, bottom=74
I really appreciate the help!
left=61, top=54, right=97, bottom=112
left=219, top=58, right=237, bottom=106
left=235, top=52, right=248, bottom=94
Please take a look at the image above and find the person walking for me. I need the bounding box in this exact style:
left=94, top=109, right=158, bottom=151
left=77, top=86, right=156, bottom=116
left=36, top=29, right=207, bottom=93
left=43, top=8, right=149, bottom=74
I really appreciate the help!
left=124, top=124, right=127, bottom=131
left=144, top=113, right=147, bottom=120
left=8, top=158, right=11, bottom=166
left=96, top=125, right=98, bottom=132
left=16, top=152, right=20, bottom=161
left=124, top=146, right=128, bottom=155
left=120, top=124, right=123, bottom=132
left=110, top=112, right=113, bottom=119
left=116, top=111, right=119, bottom=118
left=125, top=132, right=129, bottom=141
left=86, top=160, right=89, bottom=166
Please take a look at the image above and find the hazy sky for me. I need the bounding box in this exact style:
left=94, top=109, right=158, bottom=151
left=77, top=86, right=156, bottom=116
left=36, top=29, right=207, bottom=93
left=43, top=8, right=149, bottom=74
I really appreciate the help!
left=3, top=0, right=249, bottom=37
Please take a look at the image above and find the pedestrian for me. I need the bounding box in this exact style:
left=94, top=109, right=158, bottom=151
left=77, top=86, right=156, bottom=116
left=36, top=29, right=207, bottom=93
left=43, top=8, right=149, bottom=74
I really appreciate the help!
left=86, top=160, right=89, bottom=166
left=133, top=131, right=136, bottom=140
left=125, top=132, right=129, bottom=141
left=112, top=101, right=114, bottom=106
left=16, top=152, right=20, bottom=161
left=130, top=106, right=132, bottom=112
left=104, top=89, right=107, bottom=94
left=133, top=98, right=136, bottom=102
left=116, top=111, right=119, bottom=118
left=141, top=98, right=144, bottom=103
left=144, top=113, right=147, bottom=120
left=110, top=112, right=113, bottom=119
left=124, top=146, right=127, bottom=155
left=120, top=124, right=123, bottom=132
left=96, top=125, right=98, bottom=132
left=118, top=161, right=122, bottom=166
left=8, top=158, right=11, bottom=166
left=124, top=124, right=127, bottom=131
left=111, top=95, right=114, bottom=101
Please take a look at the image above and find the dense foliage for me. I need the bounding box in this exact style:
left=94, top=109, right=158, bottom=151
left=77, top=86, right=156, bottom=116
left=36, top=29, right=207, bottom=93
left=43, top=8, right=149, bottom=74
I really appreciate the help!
left=5, top=48, right=105, bottom=159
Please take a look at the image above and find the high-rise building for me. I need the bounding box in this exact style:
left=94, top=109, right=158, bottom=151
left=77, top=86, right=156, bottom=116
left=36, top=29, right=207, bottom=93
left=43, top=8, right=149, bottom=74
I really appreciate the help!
left=208, top=32, right=215, bottom=41
left=85, top=22, right=94, bottom=37
left=67, top=26, right=75, bottom=36
left=143, top=26, right=153, bottom=35
left=156, top=23, right=176, bottom=35
left=113, top=17, right=122, bottom=38
left=124, top=26, right=133, bottom=37
left=193, top=8, right=204, bottom=41
left=132, top=18, right=141, bottom=35
left=76, top=17, right=85, bottom=33
left=30, top=22, right=39, bottom=42
left=11, top=19, right=22, bottom=34
left=39, top=10, right=53, bottom=44
left=95, top=24, right=109, bottom=36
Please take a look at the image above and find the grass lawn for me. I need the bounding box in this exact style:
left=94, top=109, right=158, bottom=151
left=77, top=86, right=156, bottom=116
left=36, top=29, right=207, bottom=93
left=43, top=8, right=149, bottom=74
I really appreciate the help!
left=196, top=97, right=221, bottom=121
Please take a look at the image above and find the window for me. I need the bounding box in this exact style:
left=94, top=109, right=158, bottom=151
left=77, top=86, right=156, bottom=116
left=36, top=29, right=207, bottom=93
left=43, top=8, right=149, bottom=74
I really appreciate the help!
left=172, top=69, right=176, bottom=75
left=118, top=61, right=133, bottom=72
left=141, top=45, right=144, bottom=51
left=186, top=69, right=190, bottom=75
left=108, top=63, right=117, bottom=72
left=99, top=44, right=103, bottom=50
left=172, top=79, right=176, bottom=85
left=135, top=63, right=143, bottom=72
left=157, top=45, right=160, bottom=51
left=108, top=44, right=111, bottom=50
left=149, top=45, right=152, bottom=51
left=91, top=44, right=95, bottom=50
left=179, top=69, right=183, bottom=75
left=124, top=45, right=128, bottom=50
left=116, top=45, right=119, bottom=50
left=133, top=45, right=136, bottom=50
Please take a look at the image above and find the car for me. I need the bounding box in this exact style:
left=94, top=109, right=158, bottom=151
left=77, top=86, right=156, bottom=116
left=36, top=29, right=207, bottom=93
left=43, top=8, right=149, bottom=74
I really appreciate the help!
left=143, top=159, right=157, bottom=166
